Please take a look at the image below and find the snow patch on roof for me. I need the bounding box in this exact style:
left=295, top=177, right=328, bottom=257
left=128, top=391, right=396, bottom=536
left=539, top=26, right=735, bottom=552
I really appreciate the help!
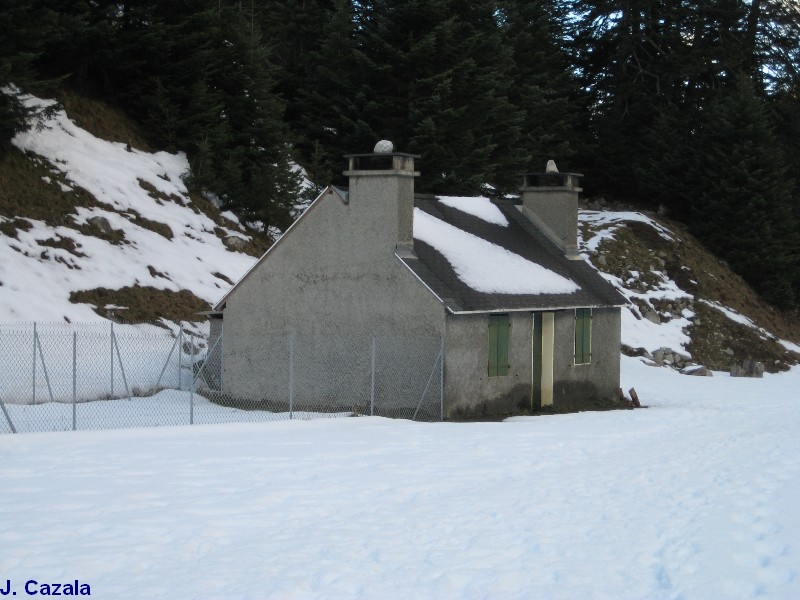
left=413, top=208, right=579, bottom=295
left=436, top=196, right=509, bottom=227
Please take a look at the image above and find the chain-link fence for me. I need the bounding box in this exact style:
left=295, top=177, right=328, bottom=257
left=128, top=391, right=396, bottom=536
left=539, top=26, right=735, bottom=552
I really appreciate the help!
left=0, top=322, right=444, bottom=434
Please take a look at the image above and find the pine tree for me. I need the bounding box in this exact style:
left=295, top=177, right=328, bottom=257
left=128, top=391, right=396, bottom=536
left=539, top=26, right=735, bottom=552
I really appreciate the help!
left=355, top=0, right=524, bottom=194
left=499, top=0, right=584, bottom=173
left=688, top=81, right=799, bottom=309
left=0, top=1, right=60, bottom=151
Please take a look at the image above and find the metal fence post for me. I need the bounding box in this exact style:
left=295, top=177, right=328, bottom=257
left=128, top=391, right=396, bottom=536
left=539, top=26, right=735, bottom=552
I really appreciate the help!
left=72, top=332, right=77, bottom=431
left=33, top=324, right=55, bottom=405
left=178, top=323, right=183, bottom=391
left=0, top=395, right=16, bottom=433
left=370, top=337, right=376, bottom=416
left=189, top=335, right=195, bottom=426
left=32, top=322, right=37, bottom=404
left=440, top=336, right=445, bottom=421
left=288, top=335, right=294, bottom=420
left=110, top=321, right=115, bottom=397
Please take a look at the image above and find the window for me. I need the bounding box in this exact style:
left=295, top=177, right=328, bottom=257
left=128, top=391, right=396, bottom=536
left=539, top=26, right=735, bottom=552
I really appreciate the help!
left=574, top=308, right=592, bottom=364
left=488, top=314, right=510, bottom=376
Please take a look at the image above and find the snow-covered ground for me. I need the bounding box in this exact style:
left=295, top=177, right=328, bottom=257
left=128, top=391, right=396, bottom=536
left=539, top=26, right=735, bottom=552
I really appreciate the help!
left=1, top=357, right=798, bottom=599
left=2, top=93, right=255, bottom=322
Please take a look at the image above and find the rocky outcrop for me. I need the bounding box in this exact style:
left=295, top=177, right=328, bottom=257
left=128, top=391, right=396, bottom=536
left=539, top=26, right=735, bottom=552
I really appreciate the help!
left=730, top=360, right=765, bottom=378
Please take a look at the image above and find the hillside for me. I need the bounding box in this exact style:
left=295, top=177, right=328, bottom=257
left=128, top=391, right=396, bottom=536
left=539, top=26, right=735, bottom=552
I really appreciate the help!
left=579, top=205, right=800, bottom=373
left=0, top=91, right=272, bottom=323
left=1, top=91, right=798, bottom=375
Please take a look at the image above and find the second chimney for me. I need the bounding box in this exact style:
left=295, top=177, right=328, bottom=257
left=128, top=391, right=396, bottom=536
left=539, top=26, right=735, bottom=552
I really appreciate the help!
left=520, top=166, right=582, bottom=260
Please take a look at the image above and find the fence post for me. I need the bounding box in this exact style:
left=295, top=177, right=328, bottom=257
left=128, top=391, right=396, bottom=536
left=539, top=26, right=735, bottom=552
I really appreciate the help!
left=110, top=321, right=115, bottom=397
left=178, top=323, right=184, bottom=391
left=32, top=322, right=37, bottom=405
left=0, top=395, right=16, bottom=434
left=370, top=336, right=376, bottom=416
left=219, top=320, right=224, bottom=392
left=33, top=324, right=55, bottom=405
left=288, top=335, right=294, bottom=420
left=72, top=332, right=77, bottom=431
left=439, top=336, right=445, bottom=421
left=189, top=334, right=195, bottom=426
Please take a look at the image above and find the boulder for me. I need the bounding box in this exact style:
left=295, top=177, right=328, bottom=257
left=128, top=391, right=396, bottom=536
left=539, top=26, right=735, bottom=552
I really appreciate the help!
left=682, top=366, right=713, bottom=377
left=223, top=235, right=248, bottom=252
left=730, top=360, right=764, bottom=378
left=87, top=216, right=113, bottom=235
left=643, top=309, right=661, bottom=324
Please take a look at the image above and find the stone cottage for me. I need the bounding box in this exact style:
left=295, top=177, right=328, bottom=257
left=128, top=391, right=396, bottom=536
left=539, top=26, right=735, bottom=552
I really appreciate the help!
left=210, top=147, right=626, bottom=417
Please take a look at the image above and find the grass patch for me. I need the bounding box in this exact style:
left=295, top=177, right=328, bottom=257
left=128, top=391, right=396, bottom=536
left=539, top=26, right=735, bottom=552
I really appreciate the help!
left=0, top=150, right=99, bottom=225
left=586, top=210, right=800, bottom=370
left=70, top=286, right=210, bottom=323
left=57, top=88, right=153, bottom=151
left=125, top=208, right=173, bottom=240
left=0, top=216, right=33, bottom=239
left=188, top=190, right=272, bottom=258
left=36, top=235, right=87, bottom=257
left=138, top=179, right=185, bottom=205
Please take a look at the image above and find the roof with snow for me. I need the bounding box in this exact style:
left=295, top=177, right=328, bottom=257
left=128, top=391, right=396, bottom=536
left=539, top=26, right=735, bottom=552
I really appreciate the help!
left=401, top=195, right=626, bottom=313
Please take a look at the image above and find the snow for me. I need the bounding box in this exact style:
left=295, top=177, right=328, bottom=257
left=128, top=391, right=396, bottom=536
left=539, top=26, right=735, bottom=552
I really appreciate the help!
left=580, top=210, right=676, bottom=253
left=2, top=93, right=258, bottom=322
left=436, top=195, right=509, bottom=226
left=413, top=208, right=579, bottom=295
left=1, top=357, right=799, bottom=599
left=579, top=210, right=694, bottom=354
left=0, top=389, right=349, bottom=433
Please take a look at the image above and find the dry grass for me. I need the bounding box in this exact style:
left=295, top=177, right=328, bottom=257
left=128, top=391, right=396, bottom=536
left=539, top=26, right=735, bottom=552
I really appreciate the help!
left=70, top=286, right=210, bottom=323
left=57, top=88, right=153, bottom=152
left=586, top=210, right=800, bottom=372
left=1, top=89, right=279, bottom=323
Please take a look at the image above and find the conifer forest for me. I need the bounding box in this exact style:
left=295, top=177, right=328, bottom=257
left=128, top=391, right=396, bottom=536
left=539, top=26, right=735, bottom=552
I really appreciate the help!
left=2, top=1, right=799, bottom=309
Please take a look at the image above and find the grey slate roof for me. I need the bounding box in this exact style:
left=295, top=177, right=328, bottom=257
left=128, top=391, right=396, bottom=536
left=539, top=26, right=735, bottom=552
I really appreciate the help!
left=399, top=195, right=627, bottom=314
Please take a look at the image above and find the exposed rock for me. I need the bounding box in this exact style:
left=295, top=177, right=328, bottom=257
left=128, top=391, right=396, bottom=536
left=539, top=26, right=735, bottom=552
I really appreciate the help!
left=87, top=216, right=113, bottom=235
left=653, top=349, right=664, bottom=365
left=682, top=366, right=713, bottom=377
left=643, top=309, right=661, bottom=324
left=223, top=235, right=248, bottom=252
left=730, top=360, right=764, bottom=378
left=597, top=254, right=607, bottom=267
left=724, top=347, right=735, bottom=356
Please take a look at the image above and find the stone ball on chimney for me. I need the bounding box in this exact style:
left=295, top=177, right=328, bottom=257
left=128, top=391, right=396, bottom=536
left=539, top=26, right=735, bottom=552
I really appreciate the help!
left=374, top=140, right=394, bottom=154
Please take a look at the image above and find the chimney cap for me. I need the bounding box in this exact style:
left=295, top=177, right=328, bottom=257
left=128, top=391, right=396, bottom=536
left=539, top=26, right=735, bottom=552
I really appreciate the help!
left=522, top=172, right=583, bottom=189
left=344, top=151, right=420, bottom=159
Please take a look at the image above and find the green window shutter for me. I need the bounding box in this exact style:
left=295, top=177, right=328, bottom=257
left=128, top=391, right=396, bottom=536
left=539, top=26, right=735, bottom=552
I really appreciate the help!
left=488, top=314, right=510, bottom=376
left=575, top=309, right=592, bottom=364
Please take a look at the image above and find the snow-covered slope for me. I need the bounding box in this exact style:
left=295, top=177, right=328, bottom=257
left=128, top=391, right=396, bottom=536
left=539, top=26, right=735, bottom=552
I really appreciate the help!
left=579, top=209, right=800, bottom=371
left=1, top=93, right=259, bottom=322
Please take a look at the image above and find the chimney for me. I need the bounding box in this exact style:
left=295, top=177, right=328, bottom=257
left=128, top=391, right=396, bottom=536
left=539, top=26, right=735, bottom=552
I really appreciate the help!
left=520, top=163, right=582, bottom=260
left=343, top=141, right=420, bottom=254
